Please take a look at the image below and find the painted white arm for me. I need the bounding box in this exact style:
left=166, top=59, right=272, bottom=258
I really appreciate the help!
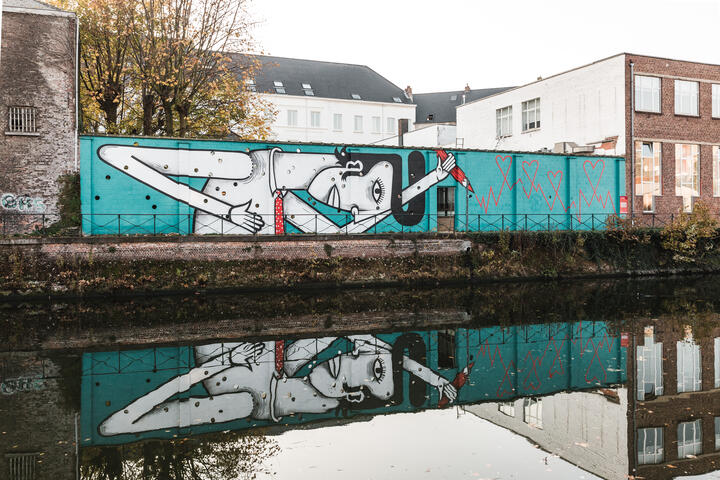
left=97, top=145, right=264, bottom=233
left=401, top=153, right=456, bottom=205
left=98, top=364, right=236, bottom=435
left=402, top=356, right=447, bottom=387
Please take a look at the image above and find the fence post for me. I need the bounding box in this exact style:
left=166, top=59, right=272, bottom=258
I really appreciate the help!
left=569, top=214, right=573, bottom=231
left=501, top=214, right=505, bottom=231
left=547, top=214, right=550, bottom=231
left=652, top=214, right=655, bottom=229
left=524, top=215, right=528, bottom=231
left=117, top=214, right=121, bottom=235
left=153, top=214, right=156, bottom=235
left=315, top=214, right=318, bottom=235
left=221, top=216, right=224, bottom=236
left=591, top=214, right=595, bottom=231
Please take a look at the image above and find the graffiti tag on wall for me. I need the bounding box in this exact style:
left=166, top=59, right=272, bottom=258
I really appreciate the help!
left=1, top=193, right=46, bottom=213
left=0, top=377, right=46, bottom=395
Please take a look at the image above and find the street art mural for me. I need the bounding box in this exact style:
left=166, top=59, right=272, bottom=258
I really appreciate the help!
left=0, top=193, right=46, bottom=213
left=81, top=321, right=627, bottom=446
left=80, top=136, right=626, bottom=235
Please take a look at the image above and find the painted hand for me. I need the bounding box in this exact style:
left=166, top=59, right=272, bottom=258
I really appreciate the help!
left=435, top=152, right=456, bottom=181
left=229, top=201, right=265, bottom=234
left=230, top=342, right=265, bottom=368
left=438, top=379, right=457, bottom=403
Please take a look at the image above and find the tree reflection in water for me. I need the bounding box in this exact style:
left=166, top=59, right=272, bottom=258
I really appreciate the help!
left=80, top=431, right=279, bottom=480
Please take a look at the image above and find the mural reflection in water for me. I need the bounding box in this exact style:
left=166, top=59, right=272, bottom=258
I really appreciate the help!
left=81, top=321, right=626, bottom=446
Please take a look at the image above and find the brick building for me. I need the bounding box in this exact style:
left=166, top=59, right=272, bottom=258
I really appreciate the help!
left=0, top=0, right=77, bottom=234
left=456, top=53, right=720, bottom=220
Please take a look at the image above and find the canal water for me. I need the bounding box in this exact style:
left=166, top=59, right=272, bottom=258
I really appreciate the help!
left=3, top=276, right=720, bottom=479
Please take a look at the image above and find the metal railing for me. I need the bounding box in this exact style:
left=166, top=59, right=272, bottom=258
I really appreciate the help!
left=0, top=212, right=647, bottom=237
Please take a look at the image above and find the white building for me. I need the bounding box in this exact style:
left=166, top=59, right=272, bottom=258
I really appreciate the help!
left=231, top=54, right=416, bottom=145
left=465, top=389, right=629, bottom=480
left=456, top=54, right=626, bottom=154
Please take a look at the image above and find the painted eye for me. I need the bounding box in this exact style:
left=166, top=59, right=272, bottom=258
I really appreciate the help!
left=372, top=358, right=384, bottom=381
left=372, top=179, right=384, bottom=203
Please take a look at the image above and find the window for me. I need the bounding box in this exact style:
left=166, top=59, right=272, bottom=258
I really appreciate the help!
left=715, top=146, right=720, bottom=197
left=354, top=115, right=363, bottom=132
left=333, top=113, right=343, bottom=131
left=437, top=187, right=455, bottom=216
left=713, top=84, right=720, bottom=118
left=675, top=80, right=699, bottom=116
left=678, top=420, right=702, bottom=458
left=302, top=83, right=314, bottom=96
left=496, top=105, right=512, bottom=138
left=715, top=337, right=720, bottom=388
left=716, top=417, right=720, bottom=450
left=523, top=398, right=542, bottom=429
left=371, top=116, right=381, bottom=133
left=677, top=336, right=701, bottom=393
left=6, top=453, right=38, bottom=479
left=637, top=427, right=664, bottom=465
left=437, top=329, right=456, bottom=369
left=287, top=110, right=298, bottom=127
left=310, top=111, right=321, bottom=128
left=498, top=402, right=515, bottom=417
left=245, top=78, right=256, bottom=92
left=635, top=141, right=662, bottom=212
left=273, top=81, right=286, bottom=94
left=386, top=117, right=396, bottom=134
left=351, top=93, right=361, bottom=100
left=7, top=106, right=38, bottom=134
left=635, top=76, right=661, bottom=113
left=637, top=329, right=663, bottom=400
left=392, top=96, right=402, bottom=103
left=450, top=94, right=458, bottom=101
left=675, top=144, right=700, bottom=212
left=522, top=98, right=540, bottom=131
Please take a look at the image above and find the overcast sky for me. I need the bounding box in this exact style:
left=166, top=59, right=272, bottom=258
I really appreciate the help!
left=247, top=0, right=720, bottom=93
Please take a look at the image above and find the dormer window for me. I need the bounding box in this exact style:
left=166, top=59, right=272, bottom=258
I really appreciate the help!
left=450, top=95, right=457, bottom=101
left=302, top=83, right=314, bottom=96
left=245, top=78, right=256, bottom=92
left=274, top=81, right=286, bottom=94
left=392, top=97, right=402, bottom=103
left=351, top=93, right=361, bottom=100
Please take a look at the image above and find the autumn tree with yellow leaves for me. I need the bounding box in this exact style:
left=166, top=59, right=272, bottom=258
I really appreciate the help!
left=50, top=0, right=275, bottom=139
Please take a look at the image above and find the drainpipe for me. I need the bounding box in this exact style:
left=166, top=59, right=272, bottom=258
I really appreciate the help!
left=0, top=0, right=4, bottom=68
left=74, top=15, right=79, bottom=172
left=630, top=60, right=635, bottom=221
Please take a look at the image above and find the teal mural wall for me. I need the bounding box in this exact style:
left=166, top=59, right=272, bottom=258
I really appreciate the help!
left=81, top=321, right=627, bottom=446
left=80, top=136, right=626, bottom=234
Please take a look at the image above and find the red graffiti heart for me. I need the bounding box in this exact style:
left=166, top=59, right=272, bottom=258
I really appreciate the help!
left=495, top=155, right=512, bottom=185
left=583, top=159, right=605, bottom=196
left=547, top=170, right=563, bottom=193
left=521, top=160, right=539, bottom=198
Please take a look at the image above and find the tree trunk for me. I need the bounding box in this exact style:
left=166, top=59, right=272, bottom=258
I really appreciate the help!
left=162, top=99, right=175, bottom=137
left=142, top=92, right=155, bottom=135
left=176, top=103, right=190, bottom=137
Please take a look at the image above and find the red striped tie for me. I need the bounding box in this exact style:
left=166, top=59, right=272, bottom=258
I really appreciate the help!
left=274, top=191, right=285, bottom=234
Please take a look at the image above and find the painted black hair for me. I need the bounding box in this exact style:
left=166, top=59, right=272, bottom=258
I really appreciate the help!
left=334, top=147, right=426, bottom=226
left=335, top=332, right=428, bottom=417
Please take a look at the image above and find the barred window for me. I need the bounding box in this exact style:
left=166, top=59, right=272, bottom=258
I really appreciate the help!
left=6, top=453, right=38, bottom=479
left=7, top=107, right=38, bottom=134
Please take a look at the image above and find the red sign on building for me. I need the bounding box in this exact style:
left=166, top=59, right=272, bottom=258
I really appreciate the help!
left=619, top=196, right=628, bottom=214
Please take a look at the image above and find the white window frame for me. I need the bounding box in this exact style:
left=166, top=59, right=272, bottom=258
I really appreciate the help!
left=715, top=337, right=720, bottom=388
left=635, top=141, right=662, bottom=212
left=354, top=115, right=363, bottom=133
left=678, top=420, right=702, bottom=458
left=496, top=105, right=512, bottom=138
left=498, top=402, right=515, bottom=417
left=714, top=146, right=720, bottom=197
left=677, top=338, right=702, bottom=393
left=675, top=144, right=700, bottom=201
left=675, top=80, right=699, bottom=116
left=6, top=106, right=38, bottom=135
left=333, top=113, right=343, bottom=131
left=310, top=111, right=321, bottom=128
left=713, top=84, right=720, bottom=119
left=637, top=427, right=664, bottom=465
left=523, top=397, right=542, bottom=429
left=386, top=117, right=396, bottom=134
left=521, top=98, right=540, bottom=132
left=371, top=116, right=381, bottom=133
left=287, top=109, right=298, bottom=127
left=635, top=76, right=661, bottom=113
left=273, top=81, right=286, bottom=94
left=637, top=333, right=664, bottom=400
left=716, top=417, right=720, bottom=450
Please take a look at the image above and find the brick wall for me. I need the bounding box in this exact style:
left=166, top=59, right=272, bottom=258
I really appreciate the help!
left=624, top=54, right=720, bottom=218
left=0, top=8, right=77, bottom=233
left=5, top=235, right=472, bottom=262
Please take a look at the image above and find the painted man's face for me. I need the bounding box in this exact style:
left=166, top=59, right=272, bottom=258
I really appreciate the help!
left=307, top=162, right=394, bottom=216
left=308, top=348, right=394, bottom=401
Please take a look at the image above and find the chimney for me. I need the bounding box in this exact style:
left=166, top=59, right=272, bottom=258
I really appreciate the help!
left=464, top=83, right=470, bottom=93
left=405, top=85, right=413, bottom=102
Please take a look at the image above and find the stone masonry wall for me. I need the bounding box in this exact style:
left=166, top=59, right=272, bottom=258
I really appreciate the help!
left=0, top=8, right=77, bottom=233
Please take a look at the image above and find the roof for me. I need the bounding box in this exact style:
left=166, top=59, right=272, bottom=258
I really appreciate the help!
left=0, top=0, right=74, bottom=16
left=228, top=53, right=413, bottom=105
left=413, top=87, right=513, bottom=123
